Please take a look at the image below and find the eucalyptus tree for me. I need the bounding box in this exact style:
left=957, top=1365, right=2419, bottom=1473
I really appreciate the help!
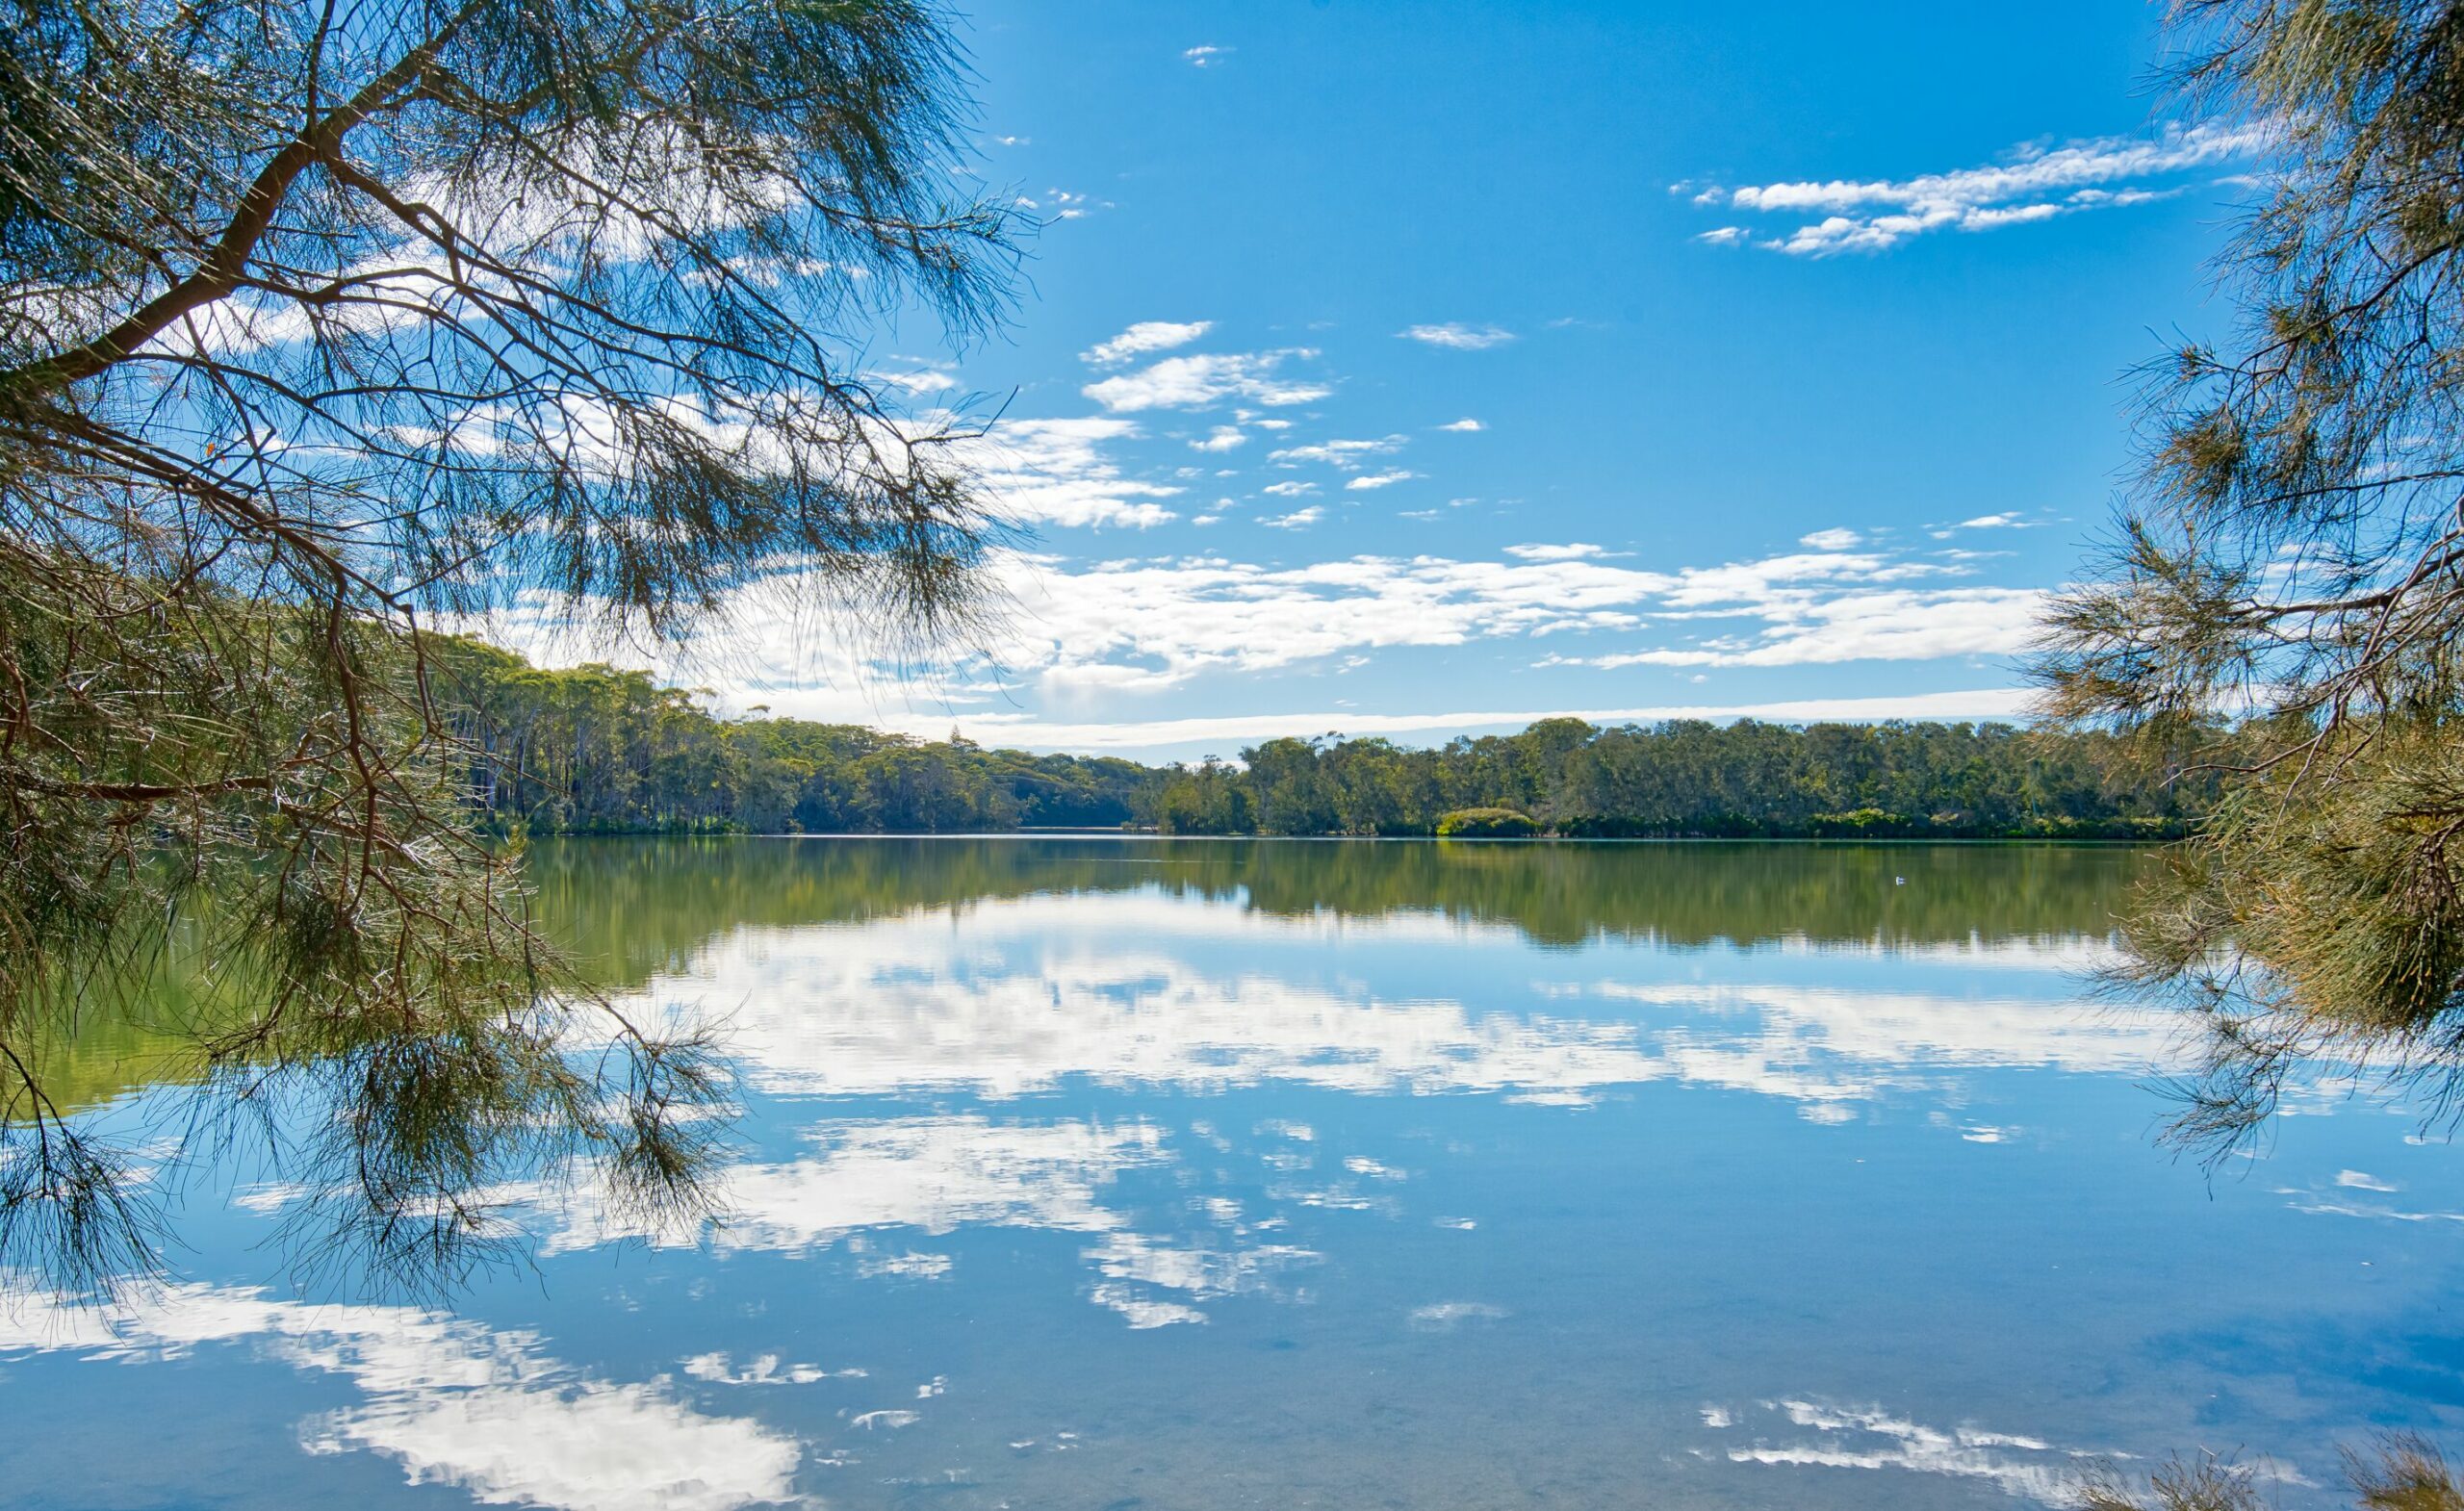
left=0, top=0, right=1019, bottom=1291
left=2034, top=0, right=2464, bottom=1154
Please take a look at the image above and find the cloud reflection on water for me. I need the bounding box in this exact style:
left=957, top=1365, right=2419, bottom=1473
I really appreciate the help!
left=0, top=1282, right=801, bottom=1511
left=1704, top=1397, right=2110, bottom=1505
left=4, top=863, right=2205, bottom=1510
left=612, top=894, right=2170, bottom=1122
left=488, top=888, right=2191, bottom=1333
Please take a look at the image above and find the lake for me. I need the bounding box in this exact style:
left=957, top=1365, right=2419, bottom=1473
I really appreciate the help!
left=5, top=837, right=2461, bottom=1510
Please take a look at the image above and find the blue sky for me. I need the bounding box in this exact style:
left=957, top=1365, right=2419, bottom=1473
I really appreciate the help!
left=505, top=1, right=2253, bottom=761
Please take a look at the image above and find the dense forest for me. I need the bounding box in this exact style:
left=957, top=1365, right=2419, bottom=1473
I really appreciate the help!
left=437, top=639, right=2214, bottom=839
left=434, top=638, right=1164, bottom=833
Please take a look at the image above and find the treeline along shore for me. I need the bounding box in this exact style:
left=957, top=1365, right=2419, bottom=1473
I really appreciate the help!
left=440, top=639, right=2220, bottom=840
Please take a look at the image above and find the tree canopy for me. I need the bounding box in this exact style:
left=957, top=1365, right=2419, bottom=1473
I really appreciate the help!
left=416, top=643, right=2219, bottom=841
left=2034, top=0, right=2464, bottom=1156
left=0, top=0, right=1018, bottom=1292
left=1157, top=720, right=2217, bottom=840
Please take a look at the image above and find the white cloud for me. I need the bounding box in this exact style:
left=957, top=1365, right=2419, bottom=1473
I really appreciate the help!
left=1697, top=226, right=1750, bottom=246
left=1553, top=586, right=2048, bottom=669
left=472, top=536, right=2048, bottom=745
left=1693, top=121, right=2269, bottom=255
left=0, top=1284, right=801, bottom=1511
left=1346, top=471, right=1416, bottom=491
left=1268, top=435, right=1404, bottom=470
left=1040, top=187, right=1101, bottom=221
left=1504, top=543, right=1604, bottom=561
left=867, top=367, right=960, bottom=394
left=1800, top=527, right=1861, bottom=551
left=1954, top=512, right=2028, bottom=528
left=1398, top=322, right=1517, bottom=350
left=1260, top=479, right=1319, bottom=498
left=1438, top=418, right=1485, bottom=432
left=948, top=416, right=1180, bottom=528
left=1084, top=350, right=1329, bottom=412
left=1262, top=506, right=1324, bottom=529
left=1184, top=43, right=1228, bottom=67
left=931, top=689, right=2039, bottom=751
left=1082, top=320, right=1213, bottom=367
left=1191, top=425, right=1247, bottom=452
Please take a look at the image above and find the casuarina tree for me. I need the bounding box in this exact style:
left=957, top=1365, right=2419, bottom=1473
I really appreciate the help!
left=0, top=0, right=1019, bottom=1291
left=2035, top=0, right=2464, bottom=1156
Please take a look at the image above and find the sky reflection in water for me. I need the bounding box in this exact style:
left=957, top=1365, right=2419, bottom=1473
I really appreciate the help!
left=4, top=839, right=2462, bottom=1511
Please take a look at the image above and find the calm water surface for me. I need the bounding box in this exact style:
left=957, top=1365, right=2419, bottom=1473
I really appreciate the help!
left=6, top=838, right=2463, bottom=1510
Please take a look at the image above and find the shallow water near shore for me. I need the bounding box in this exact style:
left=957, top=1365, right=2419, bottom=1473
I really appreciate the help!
left=5, top=838, right=2462, bottom=1510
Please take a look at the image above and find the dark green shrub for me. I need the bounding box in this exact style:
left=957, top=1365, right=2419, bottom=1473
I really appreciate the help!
left=1435, top=807, right=1542, bottom=838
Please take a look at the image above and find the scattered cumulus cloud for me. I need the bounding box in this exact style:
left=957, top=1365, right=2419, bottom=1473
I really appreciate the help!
left=945, top=416, right=1183, bottom=529
left=1015, top=188, right=1103, bottom=221
left=1082, top=320, right=1214, bottom=367
left=1399, top=322, right=1517, bottom=350
left=1438, top=418, right=1486, bottom=432
left=1346, top=471, right=1416, bottom=491
left=1543, top=584, right=2047, bottom=669
left=1687, top=121, right=2269, bottom=255
left=1191, top=425, right=1247, bottom=452
left=868, top=367, right=960, bottom=394
left=1954, top=512, right=2027, bottom=528
left=965, top=540, right=2031, bottom=691
left=883, top=691, right=2044, bottom=754
left=1261, top=479, right=1320, bottom=498
left=1800, top=527, right=1862, bottom=551
left=1084, top=349, right=1329, bottom=412
left=474, top=528, right=2053, bottom=748
left=1184, top=44, right=1228, bottom=67
left=1270, top=435, right=1404, bottom=470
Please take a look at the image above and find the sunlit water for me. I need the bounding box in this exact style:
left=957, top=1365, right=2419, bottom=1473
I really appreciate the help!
left=7, top=838, right=2463, bottom=1510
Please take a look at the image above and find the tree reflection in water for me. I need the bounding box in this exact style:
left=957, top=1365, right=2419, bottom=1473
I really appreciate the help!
left=2, top=837, right=2143, bottom=1300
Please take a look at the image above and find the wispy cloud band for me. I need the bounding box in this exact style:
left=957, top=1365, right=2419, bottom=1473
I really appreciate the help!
left=1688, top=121, right=2268, bottom=255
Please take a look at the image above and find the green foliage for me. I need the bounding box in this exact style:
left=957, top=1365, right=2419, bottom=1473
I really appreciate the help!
left=2114, top=729, right=2464, bottom=1154
left=2077, top=1453, right=2270, bottom=1511
left=1154, top=757, right=1255, bottom=835
left=0, top=0, right=1016, bottom=1294
left=1435, top=807, right=1541, bottom=838
left=1154, top=718, right=2217, bottom=839
left=470, top=684, right=2209, bottom=842
left=2033, top=0, right=2464, bottom=1153
left=2077, top=1437, right=2463, bottom=1511
left=434, top=638, right=1167, bottom=834
left=1806, top=807, right=1912, bottom=838
left=515, top=834, right=2146, bottom=991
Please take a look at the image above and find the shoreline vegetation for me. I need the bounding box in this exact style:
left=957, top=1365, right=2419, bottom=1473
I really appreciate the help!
left=441, top=638, right=2215, bottom=843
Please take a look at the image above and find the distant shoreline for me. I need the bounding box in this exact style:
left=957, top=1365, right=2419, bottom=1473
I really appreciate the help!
left=530, top=830, right=2165, bottom=847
